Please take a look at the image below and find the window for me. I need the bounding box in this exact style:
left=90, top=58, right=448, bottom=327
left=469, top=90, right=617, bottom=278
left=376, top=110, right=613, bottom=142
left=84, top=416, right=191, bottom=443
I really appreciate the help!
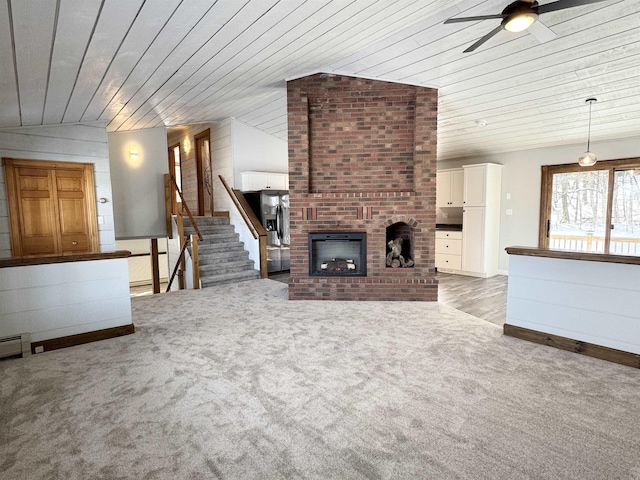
left=539, top=159, right=640, bottom=256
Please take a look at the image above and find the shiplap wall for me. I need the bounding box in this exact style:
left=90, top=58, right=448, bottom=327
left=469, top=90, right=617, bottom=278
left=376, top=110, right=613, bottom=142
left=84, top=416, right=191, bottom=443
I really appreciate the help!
left=0, top=122, right=115, bottom=258
left=0, top=257, right=132, bottom=343
left=506, top=254, right=640, bottom=355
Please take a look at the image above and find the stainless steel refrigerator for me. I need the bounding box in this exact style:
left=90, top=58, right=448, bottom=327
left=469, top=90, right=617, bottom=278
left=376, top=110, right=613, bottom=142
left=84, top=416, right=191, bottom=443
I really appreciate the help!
left=259, top=190, right=290, bottom=273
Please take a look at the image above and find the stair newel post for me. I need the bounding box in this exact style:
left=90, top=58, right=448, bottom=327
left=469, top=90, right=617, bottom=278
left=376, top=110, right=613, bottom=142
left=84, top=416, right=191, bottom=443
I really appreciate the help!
left=191, top=234, right=200, bottom=289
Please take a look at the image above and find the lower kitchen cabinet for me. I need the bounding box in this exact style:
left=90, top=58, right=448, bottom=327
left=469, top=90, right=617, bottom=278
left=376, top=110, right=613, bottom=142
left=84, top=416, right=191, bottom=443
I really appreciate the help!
left=435, top=231, right=462, bottom=271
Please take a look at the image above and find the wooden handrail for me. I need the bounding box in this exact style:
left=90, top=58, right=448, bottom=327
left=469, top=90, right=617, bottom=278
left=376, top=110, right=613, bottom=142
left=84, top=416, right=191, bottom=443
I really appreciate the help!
left=167, top=174, right=203, bottom=242
left=166, top=236, right=190, bottom=292
left=218, top=175, right=266, bottom=239
left=218, top=175, right=268, bottom=278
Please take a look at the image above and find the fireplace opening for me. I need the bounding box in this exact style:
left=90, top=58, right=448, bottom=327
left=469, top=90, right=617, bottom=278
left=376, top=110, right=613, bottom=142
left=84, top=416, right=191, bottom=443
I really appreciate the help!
left=309, top=232, right=366, bottom=276
left=386, top=222, right=415, bottom=268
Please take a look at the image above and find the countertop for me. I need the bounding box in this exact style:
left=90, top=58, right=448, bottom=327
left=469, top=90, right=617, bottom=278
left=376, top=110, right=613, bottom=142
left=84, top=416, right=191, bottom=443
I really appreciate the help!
left=436, top=223, right=463, bottom=232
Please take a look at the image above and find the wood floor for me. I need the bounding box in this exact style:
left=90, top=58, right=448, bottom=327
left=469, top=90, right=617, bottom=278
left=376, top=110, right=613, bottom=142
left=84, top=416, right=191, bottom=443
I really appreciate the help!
left=436, top=272, right=507, bottom=327
left=132, top=272, right=508, bottom=326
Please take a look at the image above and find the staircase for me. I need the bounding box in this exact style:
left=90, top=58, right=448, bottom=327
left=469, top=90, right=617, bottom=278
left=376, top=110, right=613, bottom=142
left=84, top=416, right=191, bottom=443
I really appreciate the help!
left=183, top=216, right=260, bottom=287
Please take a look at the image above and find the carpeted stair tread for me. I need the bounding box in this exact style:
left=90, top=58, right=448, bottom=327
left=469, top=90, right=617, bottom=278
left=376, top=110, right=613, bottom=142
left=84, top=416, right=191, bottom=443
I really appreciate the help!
left=182, top=216, right=259, bottom=288
left=200, top=269, right=260, bottom=287
left=199, top=259, right=255, bottom=275
left=198, top=250, right=250, bottom=265
left=191, top=242, right=246, bottom=254
left=183, top=216, right=229, bottom=226
left=183, top=225, right=236, bottom=236
left=193, top=232, right=240, bottom=244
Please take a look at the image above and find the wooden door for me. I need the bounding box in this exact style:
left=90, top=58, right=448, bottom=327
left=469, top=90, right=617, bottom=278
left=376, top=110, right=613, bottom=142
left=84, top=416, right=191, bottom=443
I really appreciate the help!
left=194, top=129, right=212, bottom=216
left=10, top=166, right=59, bottom=256
left=56, top=168, right=92, bottom=254
left=3, top=158, right=98, bottom=257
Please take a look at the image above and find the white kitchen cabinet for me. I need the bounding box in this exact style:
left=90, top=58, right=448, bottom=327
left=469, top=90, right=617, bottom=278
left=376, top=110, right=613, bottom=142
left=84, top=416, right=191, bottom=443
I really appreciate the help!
left=461, top=164, right=502, bottom=277
left=436, top=168, right=464, bottom=207
left=463, top=163, right=501, bottom=207
left=241, top=171, right=288, bottom=191
left=462, top=207, right=486, bottom=273
left=435, top=231, right=462, bottom=271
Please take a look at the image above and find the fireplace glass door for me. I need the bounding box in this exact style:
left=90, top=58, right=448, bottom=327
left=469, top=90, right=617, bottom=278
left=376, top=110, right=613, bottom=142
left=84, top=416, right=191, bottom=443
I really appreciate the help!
left=309, top=232, right=366, bottom=276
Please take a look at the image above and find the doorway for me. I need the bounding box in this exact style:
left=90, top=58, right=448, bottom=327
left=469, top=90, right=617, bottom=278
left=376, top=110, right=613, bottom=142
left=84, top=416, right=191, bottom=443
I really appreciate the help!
left=194, top=129, right=213, bottom=216
left=168, top=142, right=182, bottom=214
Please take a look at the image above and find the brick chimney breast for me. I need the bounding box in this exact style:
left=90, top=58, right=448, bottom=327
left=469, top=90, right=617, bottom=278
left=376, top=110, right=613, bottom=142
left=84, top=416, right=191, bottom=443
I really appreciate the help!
left=287, top=74, right=438, bottom=301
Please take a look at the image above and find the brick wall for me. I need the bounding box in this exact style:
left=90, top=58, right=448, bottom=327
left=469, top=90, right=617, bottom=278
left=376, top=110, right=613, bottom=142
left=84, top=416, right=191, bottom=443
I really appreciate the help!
left=287, top=73, right=438, bottom=301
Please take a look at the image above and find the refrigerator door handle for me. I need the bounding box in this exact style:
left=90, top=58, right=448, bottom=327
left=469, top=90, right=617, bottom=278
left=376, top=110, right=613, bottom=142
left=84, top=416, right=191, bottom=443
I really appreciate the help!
left=276, top=205, right=281, bottom=240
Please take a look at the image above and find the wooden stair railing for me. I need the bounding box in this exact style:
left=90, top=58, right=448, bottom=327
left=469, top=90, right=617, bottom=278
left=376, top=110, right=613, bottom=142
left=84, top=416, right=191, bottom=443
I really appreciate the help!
left=165, top=174, right=204, bottom=292
left=218, top=175, right=268, bottom=278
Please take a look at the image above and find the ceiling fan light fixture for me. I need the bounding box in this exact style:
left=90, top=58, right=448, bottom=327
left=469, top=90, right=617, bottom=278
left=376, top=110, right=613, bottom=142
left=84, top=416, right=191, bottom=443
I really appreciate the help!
left=503, top=13, right=537, bottom=32
left=578, top=98, right=598, bottom=167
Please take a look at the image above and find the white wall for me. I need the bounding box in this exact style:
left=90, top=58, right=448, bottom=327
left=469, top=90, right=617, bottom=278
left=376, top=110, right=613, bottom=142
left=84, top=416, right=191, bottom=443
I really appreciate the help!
left=230, top=118, right=288, bottom=189
left=0, top=257, right=132, bottom=343
left=108, top=127, right=169, bottom=239
left=438, top=134, right=640, bottom=273
left=0, top=122, right=116, bottom=257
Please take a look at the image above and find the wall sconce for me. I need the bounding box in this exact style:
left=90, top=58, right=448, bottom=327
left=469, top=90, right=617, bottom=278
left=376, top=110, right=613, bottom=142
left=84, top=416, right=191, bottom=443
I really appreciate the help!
left=183, top=138, right=191, bottom=155
left=129, top=149, right=139, bottom=161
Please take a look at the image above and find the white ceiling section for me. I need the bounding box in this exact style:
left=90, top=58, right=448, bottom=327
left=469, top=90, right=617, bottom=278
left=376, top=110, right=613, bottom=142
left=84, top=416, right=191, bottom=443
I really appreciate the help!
left=0, top=0, right=639, bottom=161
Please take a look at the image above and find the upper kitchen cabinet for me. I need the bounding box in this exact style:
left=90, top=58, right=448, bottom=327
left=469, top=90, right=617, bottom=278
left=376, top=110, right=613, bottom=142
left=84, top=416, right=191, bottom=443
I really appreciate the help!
left=436, top=168, right=464, bottom=208
left=241, top=171, right=289, bottom=192
left=463, top=163, right=502, bottom=207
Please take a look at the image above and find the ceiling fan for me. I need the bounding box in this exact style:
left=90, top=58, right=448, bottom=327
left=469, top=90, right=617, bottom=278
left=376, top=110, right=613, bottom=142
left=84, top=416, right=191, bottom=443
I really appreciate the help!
left=444, top=0, right=609, bottom=53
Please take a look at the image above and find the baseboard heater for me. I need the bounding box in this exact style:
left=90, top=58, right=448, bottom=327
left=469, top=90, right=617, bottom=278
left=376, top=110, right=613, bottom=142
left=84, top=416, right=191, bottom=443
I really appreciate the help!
left=0, top=333, right=31, bottom=359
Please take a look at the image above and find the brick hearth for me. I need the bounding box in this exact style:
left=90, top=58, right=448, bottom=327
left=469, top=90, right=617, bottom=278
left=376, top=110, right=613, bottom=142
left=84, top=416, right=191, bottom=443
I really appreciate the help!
left=287, top=73, right=438, bottom=301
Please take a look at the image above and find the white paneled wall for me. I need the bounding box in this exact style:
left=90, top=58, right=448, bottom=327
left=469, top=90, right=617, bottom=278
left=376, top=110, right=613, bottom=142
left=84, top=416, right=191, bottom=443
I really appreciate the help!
left=0, top=122, right=115, bottom=257
left=506, top=254, right=640, bottom=355
left=0, top=257, right=132, bottom=343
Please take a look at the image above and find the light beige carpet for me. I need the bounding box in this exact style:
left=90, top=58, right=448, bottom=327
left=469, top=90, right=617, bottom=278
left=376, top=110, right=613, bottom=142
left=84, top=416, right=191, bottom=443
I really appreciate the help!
left=1, top=279, right=639, bottom=479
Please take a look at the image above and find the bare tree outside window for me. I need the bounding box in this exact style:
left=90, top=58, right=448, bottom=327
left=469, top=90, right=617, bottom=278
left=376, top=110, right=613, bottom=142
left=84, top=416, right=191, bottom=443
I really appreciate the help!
left=541, top=160, right=640, bottom=256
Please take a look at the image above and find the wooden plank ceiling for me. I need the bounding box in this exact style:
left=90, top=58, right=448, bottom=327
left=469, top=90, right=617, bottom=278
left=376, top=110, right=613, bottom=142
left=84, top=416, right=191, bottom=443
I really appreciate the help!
left=0, top=0, right=638, bottom=161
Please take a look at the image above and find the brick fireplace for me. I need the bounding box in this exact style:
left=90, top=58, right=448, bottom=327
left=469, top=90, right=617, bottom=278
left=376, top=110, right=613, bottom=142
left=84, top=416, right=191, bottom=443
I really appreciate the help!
left=287, top=73, right=438, bottom=301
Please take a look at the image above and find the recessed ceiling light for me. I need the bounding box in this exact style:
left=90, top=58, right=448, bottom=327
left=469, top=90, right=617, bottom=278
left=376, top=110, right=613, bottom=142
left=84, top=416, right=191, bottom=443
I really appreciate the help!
left=476, top=120, right=487, bottom=127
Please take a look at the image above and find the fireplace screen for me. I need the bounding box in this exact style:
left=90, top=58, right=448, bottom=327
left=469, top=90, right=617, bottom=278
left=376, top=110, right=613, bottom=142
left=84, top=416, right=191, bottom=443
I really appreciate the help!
left=309, top=232, right=366, bottom=276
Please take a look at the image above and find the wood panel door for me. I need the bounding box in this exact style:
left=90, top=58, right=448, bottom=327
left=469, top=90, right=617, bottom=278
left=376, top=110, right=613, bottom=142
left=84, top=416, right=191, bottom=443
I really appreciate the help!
left=3, top=158, right=99, bottom=257
left=194, top=129, right=212, bottom=216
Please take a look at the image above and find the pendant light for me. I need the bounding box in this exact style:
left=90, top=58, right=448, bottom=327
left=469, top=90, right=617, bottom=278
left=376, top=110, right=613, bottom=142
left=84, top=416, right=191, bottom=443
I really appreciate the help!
left=578, top=98, right=597, bottom=167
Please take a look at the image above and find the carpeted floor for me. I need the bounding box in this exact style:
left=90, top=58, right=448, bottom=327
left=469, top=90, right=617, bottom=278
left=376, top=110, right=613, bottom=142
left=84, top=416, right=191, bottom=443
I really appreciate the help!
left=2, top=279, right=639, bottom=479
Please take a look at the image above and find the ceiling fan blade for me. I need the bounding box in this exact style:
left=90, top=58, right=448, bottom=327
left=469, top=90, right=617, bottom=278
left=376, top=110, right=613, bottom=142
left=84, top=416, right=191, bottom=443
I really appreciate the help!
left=444, top=14, right=506, bottom=24
left=538, top=0, right=609, bottom=15
left=528, top=20, right=558, bottom=43
left=463, top=25, right=504, bottom=53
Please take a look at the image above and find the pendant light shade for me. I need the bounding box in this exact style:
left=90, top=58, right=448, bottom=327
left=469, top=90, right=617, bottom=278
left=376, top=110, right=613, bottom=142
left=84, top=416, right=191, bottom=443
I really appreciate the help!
left=578, top=98, right=597, bottom=167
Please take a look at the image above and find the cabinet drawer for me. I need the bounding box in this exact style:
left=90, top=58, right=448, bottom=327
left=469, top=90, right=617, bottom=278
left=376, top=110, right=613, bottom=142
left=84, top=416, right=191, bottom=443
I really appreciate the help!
left=435, top=238, right=462, bottom=255
left=435, top=253, right=462, bottom=270
left=435, top=230, right=462, bottom=240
